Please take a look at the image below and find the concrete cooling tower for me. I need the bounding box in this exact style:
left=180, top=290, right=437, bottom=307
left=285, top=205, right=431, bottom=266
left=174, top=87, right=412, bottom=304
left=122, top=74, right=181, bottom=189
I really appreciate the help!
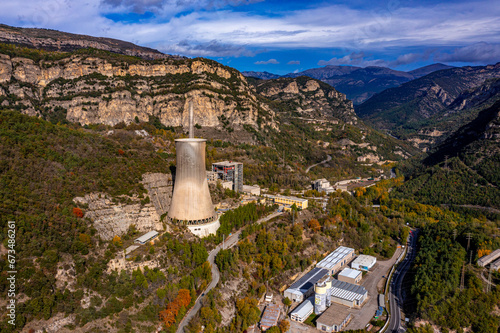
left=167, top=101, right=220, bottom=237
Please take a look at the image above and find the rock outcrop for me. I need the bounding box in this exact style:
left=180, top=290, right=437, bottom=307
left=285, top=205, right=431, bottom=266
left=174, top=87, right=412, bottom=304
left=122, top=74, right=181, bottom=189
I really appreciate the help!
left=73, top=192, right=163, bottom=241
left=0, top=50, right=276, bottom=131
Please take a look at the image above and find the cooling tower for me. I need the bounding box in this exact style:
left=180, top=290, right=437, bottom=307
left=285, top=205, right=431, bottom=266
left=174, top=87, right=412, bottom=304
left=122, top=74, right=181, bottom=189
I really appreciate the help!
left=167, top=138, right=219, bottom=237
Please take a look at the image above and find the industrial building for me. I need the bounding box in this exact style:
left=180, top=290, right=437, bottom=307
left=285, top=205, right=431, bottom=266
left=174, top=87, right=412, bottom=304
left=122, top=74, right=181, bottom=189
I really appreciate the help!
left=284, top=267, right=329, bottom=302
left=264, top=194, right=309, bottom=210
left=212, top=161, right=243, bottom=192
left=328, top=279, right=368, bottom=308
left=242, top=184, right=261, bottom=196
left=290, top=296, right=314, bottom=323
left=316, top=304, right=352, bottom=332
left=134, top=231, right=159, bottom=245
left=312, top=178, right=336, bottom=194
left=167, top=103, right=220, bottom=237
left=314, top=276, right=368, bottom=311
left=478, top=249, right=500, bottom=267
left=351, top=255, right=376, bottom=271
left=206, top=170, right=219, bottom=182
left=338, top=268, right=362, bottom=284
left=491, top=258, right=500, bottom=271
left=260, top=303, right=281, bottom=331
left=316, top=246, right=355, bottom=275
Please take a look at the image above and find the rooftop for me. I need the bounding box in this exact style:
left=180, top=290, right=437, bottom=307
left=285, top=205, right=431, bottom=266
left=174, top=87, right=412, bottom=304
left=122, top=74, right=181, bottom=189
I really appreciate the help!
left=339, top=268, right=362, bottom=279
left=352, top=254, right=376, bottom=266
left=213, top=160, right=242, bottom=166
left=329, top=279, right=367, bottom=302
left=260, top=303, right=280, bottom=328
left=316, top=303, right=352, bottom=327
left=291, top=296, right=314, bottom=318
left=286, top=267, right=329, bottom=294
left=135, top=230, right=159, bottom=244
left=316, top=246, right=355, bottom=270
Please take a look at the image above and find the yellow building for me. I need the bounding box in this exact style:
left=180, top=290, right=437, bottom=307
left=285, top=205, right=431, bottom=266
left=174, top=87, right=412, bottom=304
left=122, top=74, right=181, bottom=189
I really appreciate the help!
left=267, top=195, right=308, bottom=210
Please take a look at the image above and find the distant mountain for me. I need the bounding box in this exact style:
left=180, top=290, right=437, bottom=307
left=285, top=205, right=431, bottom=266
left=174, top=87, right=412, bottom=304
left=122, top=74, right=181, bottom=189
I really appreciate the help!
left=241, top=71, right=281, bottom=80
left=401, top=78, right=500, bottom=150
left=393, top=100, right=500, bottom=208
left=408, top=63, right=455, bottom=78
left=243, top=64, right=452, bottom=105
left=0, top=24, right=172, bottom=60
left=356, top=63, right=500, bottom=138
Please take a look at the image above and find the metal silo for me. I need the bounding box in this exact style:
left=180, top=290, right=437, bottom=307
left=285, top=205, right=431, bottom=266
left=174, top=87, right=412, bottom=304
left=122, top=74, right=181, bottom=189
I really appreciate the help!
left=314, top=280, right=328, bottom=314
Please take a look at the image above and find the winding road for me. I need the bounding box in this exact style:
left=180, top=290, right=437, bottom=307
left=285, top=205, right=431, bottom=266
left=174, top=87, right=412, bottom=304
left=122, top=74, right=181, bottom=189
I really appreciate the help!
left=305, top=155, right=332, bottom=173
left=176, top=211, right=283, bottom=333
left=387, top=230, right=418, bottom=333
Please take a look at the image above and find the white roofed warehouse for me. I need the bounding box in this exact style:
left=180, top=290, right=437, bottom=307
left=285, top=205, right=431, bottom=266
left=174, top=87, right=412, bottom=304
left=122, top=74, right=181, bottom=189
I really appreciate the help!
left=338, top=268, right=362, bottom=284
left=350, top=254, right=376, bottom=271
left=134, top=231, right=159, bottom=245
left=284, top=267, right=329, bottom=302
left=316, top=246, right=355, bottom=275
left=290, top=296, right=314, bottom=323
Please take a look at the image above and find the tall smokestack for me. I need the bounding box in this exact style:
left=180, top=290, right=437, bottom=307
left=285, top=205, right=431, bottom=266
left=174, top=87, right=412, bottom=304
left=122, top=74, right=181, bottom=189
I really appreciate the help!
left=189, top=100, right=194, bottom=138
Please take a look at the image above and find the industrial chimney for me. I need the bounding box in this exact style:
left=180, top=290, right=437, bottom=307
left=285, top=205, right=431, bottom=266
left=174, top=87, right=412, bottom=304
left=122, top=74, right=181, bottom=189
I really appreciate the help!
left=167, top=102, right=220, bottom=237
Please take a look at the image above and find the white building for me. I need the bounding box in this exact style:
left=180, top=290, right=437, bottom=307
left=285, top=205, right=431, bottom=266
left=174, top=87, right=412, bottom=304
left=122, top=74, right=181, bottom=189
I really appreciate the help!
left=290, top=296, right=314, bottom=323
left=134, top=231, right=159, bottom=245
left=316, top=246, right=355, bottom=275
left=242, top=185, right=261, bottom=196
left=351, top=255, right=376, bottom=271
left=338, top=268, right=362, bottom=284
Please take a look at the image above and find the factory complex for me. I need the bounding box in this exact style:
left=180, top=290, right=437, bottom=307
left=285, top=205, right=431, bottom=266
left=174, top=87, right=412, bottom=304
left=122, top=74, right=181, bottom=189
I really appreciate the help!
left=286, top=246, right=377, bottom=332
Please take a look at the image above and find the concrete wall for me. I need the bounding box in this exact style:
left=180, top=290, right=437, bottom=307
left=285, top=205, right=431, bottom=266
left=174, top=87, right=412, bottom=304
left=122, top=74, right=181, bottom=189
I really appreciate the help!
left=187, top=217, right=220, bottom=237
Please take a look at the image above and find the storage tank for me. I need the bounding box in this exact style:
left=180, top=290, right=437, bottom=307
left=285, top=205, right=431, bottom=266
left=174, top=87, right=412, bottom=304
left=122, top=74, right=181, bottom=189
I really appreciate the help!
left=314, top=280, right=328, bottom=314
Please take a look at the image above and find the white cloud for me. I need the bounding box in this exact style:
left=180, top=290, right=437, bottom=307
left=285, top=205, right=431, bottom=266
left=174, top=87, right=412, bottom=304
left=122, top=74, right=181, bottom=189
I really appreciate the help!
left=254, top=58, right=279, bottom=65
left=0, top=0, right=499, bottom=60
left=287, top=60, right=300, bottom=65
left=436, top=42, right=500, bottom=64
left=318, top=51, right=388, bottom=67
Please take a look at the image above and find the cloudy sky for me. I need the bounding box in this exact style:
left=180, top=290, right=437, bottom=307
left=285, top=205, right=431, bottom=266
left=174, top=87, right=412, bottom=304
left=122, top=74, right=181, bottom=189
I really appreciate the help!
left=2, top=0, right=500, bottom=74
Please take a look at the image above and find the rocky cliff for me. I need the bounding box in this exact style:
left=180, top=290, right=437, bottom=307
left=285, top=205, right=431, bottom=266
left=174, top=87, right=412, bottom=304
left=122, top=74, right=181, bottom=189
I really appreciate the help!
left=0, top=46, right=279, bottom=133
left=248, top=76, right=357, bottom=124
left=0, top=24, right=170, bottom=60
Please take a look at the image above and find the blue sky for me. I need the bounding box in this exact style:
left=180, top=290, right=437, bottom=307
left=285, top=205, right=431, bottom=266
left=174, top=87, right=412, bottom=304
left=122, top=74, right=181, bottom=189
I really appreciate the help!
left=2, top=0, right=500, bottom=74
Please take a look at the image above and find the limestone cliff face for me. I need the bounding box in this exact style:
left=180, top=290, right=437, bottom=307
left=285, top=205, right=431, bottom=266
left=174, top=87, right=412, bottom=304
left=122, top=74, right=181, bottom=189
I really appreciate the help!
left=73, top=192, right=163, bottom=241
left=250, top=76, right=358, bottom=125
left=72, top=173, right=173, bottom=240
left=0, top=51, right=275, bottom=130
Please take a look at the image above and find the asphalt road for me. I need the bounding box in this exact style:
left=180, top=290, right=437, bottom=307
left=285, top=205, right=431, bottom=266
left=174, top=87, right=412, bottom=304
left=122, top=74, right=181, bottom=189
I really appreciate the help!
left=387, top=230, right=418, bottom=333
left=176, top=211, right=283, bottom=333
left=305, top=155, right=332, bottom=173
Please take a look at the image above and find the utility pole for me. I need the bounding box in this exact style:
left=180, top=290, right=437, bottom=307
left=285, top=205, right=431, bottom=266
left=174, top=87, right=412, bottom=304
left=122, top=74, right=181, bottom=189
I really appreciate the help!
left=487, top=268, right=492, bottom=293
left=460, top=263, right=465, bottom=291
left=453, top=229, right=457, bottom=241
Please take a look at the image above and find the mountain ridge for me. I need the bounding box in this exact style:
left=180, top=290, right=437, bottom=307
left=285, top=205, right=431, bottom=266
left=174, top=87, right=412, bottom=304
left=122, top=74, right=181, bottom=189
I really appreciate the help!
left=243, top=63, right=454, bottom=105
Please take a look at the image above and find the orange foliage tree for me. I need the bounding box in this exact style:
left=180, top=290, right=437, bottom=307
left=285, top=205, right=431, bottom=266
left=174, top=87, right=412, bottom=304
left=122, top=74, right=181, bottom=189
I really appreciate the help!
left=160, top=289, right=192, bottom=328
left=308, top=219, right=321, bottom=232
left=73, top=207, right=84, bottom=218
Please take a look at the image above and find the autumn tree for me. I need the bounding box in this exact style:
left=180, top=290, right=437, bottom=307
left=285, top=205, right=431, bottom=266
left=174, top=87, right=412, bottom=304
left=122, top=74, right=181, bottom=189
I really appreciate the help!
left=279, top=320, right=290, bottom=333
left=73, top=207, right=84, bottom=218
left=308, top=219, right=321, bottom=232
left=112, top=235, right=123, bottom=247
